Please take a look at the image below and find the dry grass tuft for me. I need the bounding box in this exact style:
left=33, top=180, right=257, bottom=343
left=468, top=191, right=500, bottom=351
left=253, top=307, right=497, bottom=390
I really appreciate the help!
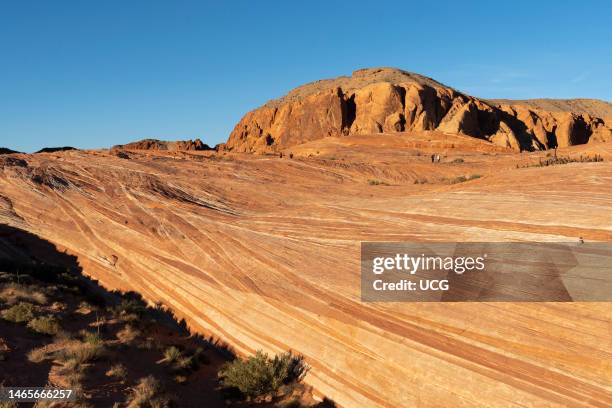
left=127, top=375, right=173, bottom=408
left=57, top=340, right=105, bottom=366
left=1, top=301, right=36, bottom=323
left=116, top=324, right=141, bottom=344
left=106, top=363, right=128, bottom=381
left=0, top=283, right=48, bottom=305
left=27, top=315, right=61, bottom=335
left=162, top=346, right=181, bottom=364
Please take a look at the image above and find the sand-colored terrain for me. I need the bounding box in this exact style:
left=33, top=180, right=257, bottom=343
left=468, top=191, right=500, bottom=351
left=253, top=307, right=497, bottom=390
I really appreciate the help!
left=1, top=132, right=611, bottom=407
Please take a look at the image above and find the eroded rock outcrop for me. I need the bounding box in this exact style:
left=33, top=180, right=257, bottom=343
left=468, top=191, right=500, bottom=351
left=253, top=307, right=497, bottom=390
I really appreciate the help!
left=226, top=67, right=612, bottom=152
left=36, top=147, right=77, bottom=154
left=0, top=148, right=21, bottom=155
left=111, top=138, right=213, bottom=152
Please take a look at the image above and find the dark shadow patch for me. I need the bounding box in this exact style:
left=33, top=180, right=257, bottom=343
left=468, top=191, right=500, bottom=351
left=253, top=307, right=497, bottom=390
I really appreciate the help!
left=342, top=92, right=357, bottom=132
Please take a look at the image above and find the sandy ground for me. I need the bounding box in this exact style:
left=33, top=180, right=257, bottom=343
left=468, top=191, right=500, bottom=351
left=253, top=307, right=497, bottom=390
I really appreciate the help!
left=1, top=131, right=611, bottom=407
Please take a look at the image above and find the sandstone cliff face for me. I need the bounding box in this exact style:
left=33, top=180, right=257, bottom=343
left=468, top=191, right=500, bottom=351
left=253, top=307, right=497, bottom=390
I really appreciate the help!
left=111, top=138, right=212, bottom=152
left=226, top=68, right=612, bottom=152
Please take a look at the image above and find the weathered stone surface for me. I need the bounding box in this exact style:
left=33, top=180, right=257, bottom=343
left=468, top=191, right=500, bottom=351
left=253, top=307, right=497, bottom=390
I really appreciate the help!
left=111, top=138, right=212, bottom=151
left=350, top=82, right=405, bottom=134
left=225, top=68, right=612, bottom=152
left=1, top=140, right=612, bottom=407
left=490, top=121, right=520, bottom=149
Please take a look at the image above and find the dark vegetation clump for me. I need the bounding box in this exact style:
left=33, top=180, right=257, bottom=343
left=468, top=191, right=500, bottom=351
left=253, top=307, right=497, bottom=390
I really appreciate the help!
left=1, top=301, right=35, bottom=323
left=0, top=224, right=329, bottom=407
left=27, top=315, right=61, bottom=335
left=367, top=179, right=388, bottom=186
left=219, top=350, right=309, bottom=398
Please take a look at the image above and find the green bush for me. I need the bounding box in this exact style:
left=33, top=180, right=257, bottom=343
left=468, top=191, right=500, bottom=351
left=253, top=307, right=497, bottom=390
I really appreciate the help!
left=219, top=350, right=308, bottom=397
left=1, top=302, right=35, bottom=323
left=27, top=315, right=61, bottom=335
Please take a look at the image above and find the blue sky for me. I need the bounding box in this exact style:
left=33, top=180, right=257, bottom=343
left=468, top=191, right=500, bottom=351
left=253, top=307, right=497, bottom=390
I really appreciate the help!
left=1, top=1, right=611, bottom=152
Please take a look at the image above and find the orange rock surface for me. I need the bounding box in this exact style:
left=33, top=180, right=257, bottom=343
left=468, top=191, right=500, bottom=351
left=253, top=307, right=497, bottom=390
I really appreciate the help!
left=226, top=68, right=612, bottom=153
left=1, top=133, right=611, bottom=407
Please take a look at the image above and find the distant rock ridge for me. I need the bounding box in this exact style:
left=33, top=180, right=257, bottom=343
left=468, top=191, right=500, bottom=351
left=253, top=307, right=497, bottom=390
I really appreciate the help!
left=0, top=148, right=21, bottom=155
left=226, top=67, right=612, bottom=152
left=111, top=138, right=213, bottom=152
left=36, top=147, right=78, bottom=154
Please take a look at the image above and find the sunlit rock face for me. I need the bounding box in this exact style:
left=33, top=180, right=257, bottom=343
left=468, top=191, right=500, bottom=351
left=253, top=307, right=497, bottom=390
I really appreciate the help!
left=226, top=67, right=612, bottom=152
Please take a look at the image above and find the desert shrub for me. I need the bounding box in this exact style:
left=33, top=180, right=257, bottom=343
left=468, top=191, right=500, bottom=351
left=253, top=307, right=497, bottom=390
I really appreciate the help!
left=116, top=324, right=141, bottom=344
left=82, top=331, right=104, bottom=346
left=219, top=350, right=308, bottom=398
left=127, top=375, right=173, bottom=408
left=27, top=315, right=61, bottom=335
left=27, top=346, right=49, bottom=363
left=50, top=301, right=67, bottom=312
left=449, top=174, right=481, bottom=184
left=58, top=341, right=105, bottom=365
left=0, top=283, right=47, bottom=305
left=162, top=346, right=181, bottom=364
left=367, top=179, right=387, bottom=186
left=113, top=299, right=147, bottom=321
left=521, top=154, right=604, bottom=168
left=1, top=302, right=35, bottom=323
left=63, top=367, right=85, bottom=387
left=413, top=178, right=428, bottom=184
left=174, top=355, right=195, bottom=371
left=106, top=363, right=127, bottom=381
left=174, top=374, right=187, bottom=384
left=452, top=158, right=464, bottom=163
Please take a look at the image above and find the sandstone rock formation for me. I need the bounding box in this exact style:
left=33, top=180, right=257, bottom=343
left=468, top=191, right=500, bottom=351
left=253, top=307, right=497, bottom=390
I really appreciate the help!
left=226, top=68, right=612, bottom=152
left=1, top=139, right=611, bottom=407
left=111, top=138, right=212, bottom=152
left=0, top=148, right=20, bottom=155
left=35, top=146, right=77, bottom=153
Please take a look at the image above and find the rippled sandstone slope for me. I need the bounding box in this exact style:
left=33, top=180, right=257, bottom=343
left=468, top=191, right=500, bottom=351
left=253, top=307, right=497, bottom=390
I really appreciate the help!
left=1, top=133, right=611, bottom=407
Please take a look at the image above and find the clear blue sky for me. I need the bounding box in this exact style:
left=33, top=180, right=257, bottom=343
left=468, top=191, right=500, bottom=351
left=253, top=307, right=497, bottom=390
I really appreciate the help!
left=1, top=1, right=611, bottom=152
